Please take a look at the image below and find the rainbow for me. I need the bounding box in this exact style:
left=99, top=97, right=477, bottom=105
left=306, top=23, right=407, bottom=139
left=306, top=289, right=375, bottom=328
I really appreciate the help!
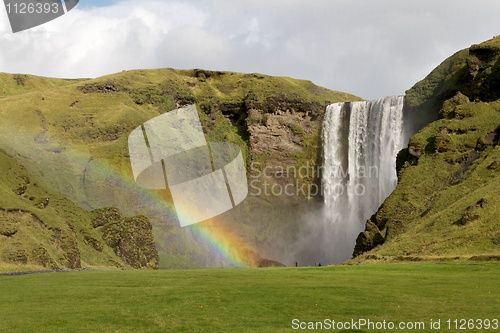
left=168, top=189, right=260, bottom=267
left=189, top=221, right=261, bottom=267
left=0, top=101, right=261, bottom=269
left=87, top=153, right=261, bottom=268
left=9, top=138, right=258, bottom=268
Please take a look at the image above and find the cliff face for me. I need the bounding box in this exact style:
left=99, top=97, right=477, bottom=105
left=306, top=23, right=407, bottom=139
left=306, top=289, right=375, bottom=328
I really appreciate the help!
left=0, top=69, right=360, bottom=270
left=354, top=36, right=500, bottom=260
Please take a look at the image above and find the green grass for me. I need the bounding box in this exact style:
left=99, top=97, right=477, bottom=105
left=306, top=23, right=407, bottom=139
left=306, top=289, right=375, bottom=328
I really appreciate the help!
left=0, top=263, right=498, bottom=333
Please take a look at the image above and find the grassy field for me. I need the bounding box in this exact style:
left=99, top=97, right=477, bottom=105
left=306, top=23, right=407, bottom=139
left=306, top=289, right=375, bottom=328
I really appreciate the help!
left=0, top=263, right=499, bottom=333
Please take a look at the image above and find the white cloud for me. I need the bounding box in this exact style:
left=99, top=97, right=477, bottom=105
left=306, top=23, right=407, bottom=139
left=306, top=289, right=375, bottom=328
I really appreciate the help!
left=1, top=0, right=500, bottom=99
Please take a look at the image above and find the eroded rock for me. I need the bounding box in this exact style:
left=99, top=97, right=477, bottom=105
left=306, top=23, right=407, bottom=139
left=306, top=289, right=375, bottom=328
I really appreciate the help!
left=92, top=207, right=159, bottom=269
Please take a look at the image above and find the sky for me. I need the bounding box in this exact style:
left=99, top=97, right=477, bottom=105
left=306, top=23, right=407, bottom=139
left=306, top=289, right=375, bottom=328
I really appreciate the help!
left=1, top=0, right=500, bottom=99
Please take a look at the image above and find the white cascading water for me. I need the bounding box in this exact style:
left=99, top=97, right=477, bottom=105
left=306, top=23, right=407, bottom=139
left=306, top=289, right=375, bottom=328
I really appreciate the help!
left=321, top=96, right=405, bottom=263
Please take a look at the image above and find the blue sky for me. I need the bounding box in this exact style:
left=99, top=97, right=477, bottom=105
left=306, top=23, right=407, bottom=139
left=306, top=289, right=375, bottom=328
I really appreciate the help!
left=2, top=0, right=500, bottom=99
left=78, top=0, right=119, bottom=8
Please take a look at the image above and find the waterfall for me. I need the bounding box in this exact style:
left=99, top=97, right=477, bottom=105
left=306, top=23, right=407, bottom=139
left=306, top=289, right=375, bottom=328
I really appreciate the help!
left=321, top=96, right=405, bottom=262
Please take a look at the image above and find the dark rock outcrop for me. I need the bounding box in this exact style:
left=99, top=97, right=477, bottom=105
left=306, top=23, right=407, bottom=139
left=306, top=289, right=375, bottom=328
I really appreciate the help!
left=257, top=258, right=286, bottom=267
left=353, top=221, right=385, bottom=257
left=455, top=198, right=489, bottom=226
left=91, top=208, right=159, bottom=269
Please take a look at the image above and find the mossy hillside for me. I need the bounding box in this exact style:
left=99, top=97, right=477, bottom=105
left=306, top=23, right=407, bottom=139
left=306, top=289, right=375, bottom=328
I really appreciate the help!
left=73, top=68, right=360, bottom=186
left=0, top=150, right=132, bottom=270
left=405, top=49, right=470, bottom=109
left=0, top=72, right=163, bottom=270
left=405, top=36, right=500, bottom=106
left=355, top=36, right=500, bottom=260
left=0, top=69, right=359, bottom=270
left=0, top=73, right=81, bottom=98
left=0, top=69, right=359, bottom=189
left=404, top=35, right=500, bottom=134
left=92, top=68, right=357, bottom=108
left=359, top=102, right=500, bottom=258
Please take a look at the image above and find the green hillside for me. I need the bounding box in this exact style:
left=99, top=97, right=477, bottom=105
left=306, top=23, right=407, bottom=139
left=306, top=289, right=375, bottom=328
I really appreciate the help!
left=355, top=36, right=500, bottom=261
left=0, top=146, right=159, bottom=271
left=0, top=69, right=359, bottom=271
